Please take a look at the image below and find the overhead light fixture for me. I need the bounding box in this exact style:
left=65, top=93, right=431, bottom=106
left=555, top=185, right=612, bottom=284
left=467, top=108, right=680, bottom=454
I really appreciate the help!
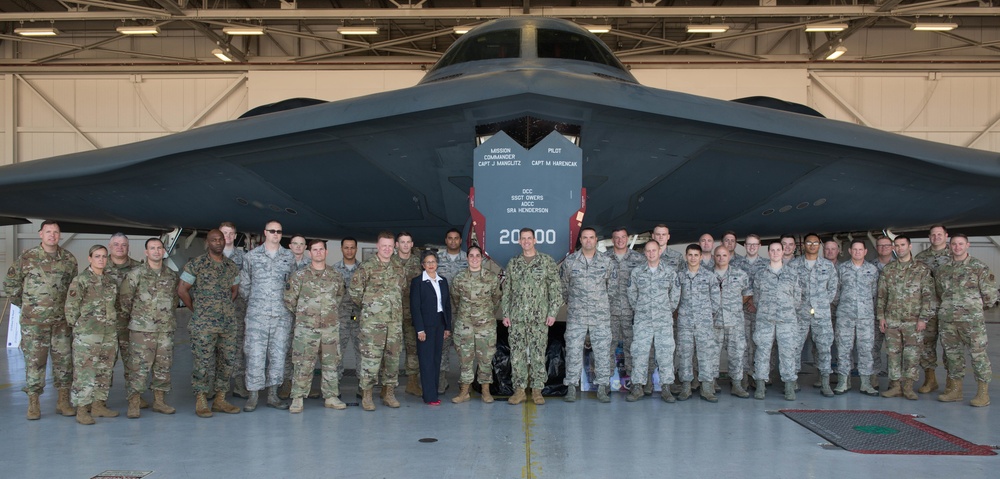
left=911, top=22, right=958, bottom=31
left=686, top=25, right=729, bottom=34
left=826, top=45, right=847, bottom=60
left=223, top=26, right=265, bottom=35
left=212, top=48, right=233, bottom=62
left=337, top=26, right=379, bottom=35
left=117, top=26, right=160, bottom=35
left=584, top=25, right=613, bottom=34
left=453, top=26, right=471, bottom=35
left=805, top=23, right=848, bottom=32
left=15, top=27, right=59, bottom=37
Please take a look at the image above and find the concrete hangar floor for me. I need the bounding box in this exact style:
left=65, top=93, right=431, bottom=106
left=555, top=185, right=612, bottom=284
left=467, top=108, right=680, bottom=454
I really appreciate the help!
left=1, top=309, right=998, bottom=478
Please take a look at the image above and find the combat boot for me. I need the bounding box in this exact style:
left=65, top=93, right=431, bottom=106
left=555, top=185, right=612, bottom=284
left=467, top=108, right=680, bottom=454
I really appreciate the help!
left=232, top=375, right=249, bottom=399
left=278, top=379, right=292, bottom=399
left=882, top=380, right=902, bottom=398
left=452, top=384, right=471, bottom=404
left=820, top=374, right=834, bottom=397
left=243, top=390, right=258, bottom=412
left=834, top=374, right=850, bottom=395
left=918, top=368, right=939, bottom=394
left=91, top=400, right=119, bottom=418
left=564, top=384, right=577, bottom=403
left=76, top=405, right=95, bottom=425
left=859, top=375, right=878, bottom=396
left=970, top=381, right=990, bottom=407
left=626, top=384, right=644, bottom=402
left=661, top=389, right=676, bottom=403
left=870, top=374, right=880, bottom=391
left=754, top=380, right=766, bottom=400
left=596, top=384, right=611, bottom=403
left=289, top=398, right=303, bottom=414
left=139, top=396, right=149, bottom=409
left=531, top=388, right=545, bottom=405
left=267, top=386, right=289, bottom=410
left=938, top=379, right=964, bottom=402
left=361, top=388, right=375, bottom=411
left=195, top=393, right=213, bottom=418
left=731, top=380, right=750, bottom=399
left=27, top=393, right=41, bottom=420
left=57, top=388, right=75, bottom=416
left=152, top=390, right=175, bottom=414
left=784, top=381, right=796, bottom=401
left=213, top=391, right=240, bottom=414
left=325, top=396, right=347, bottom=410
left=127, top=394, right=141, bottom=419
left=381, top=386, right=400, bottom=408
left=438, top=375, right=449, bottom=394
left=644, top=380, right=654, bottom=396
left=678, top=382, right=692, bottom=401
left=481, top=385, right=494, bottom=404
left=508, top=388, right=526, bottom=405
left=700, top=382, right=718, bottom=403
left=901, top=379, right=918, bottom=400
left=742, top=375, right=751, bottom=391
left=405, top=375, right=422, bottom=397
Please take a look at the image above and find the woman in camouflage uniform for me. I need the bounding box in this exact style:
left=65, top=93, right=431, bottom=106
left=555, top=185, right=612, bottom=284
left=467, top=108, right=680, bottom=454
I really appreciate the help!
left=450, top=245, right=502, bottom=403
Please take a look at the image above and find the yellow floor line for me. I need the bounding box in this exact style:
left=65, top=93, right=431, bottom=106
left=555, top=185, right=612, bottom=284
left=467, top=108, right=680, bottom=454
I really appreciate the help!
left=522, top=400, right=539, bottom=478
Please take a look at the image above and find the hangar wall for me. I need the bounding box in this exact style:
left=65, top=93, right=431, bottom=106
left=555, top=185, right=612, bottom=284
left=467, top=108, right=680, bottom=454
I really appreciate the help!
left=2, top=68, right=1000, bottom=283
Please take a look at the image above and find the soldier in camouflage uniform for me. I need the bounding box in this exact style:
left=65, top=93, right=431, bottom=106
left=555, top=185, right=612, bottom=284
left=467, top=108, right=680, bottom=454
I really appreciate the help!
left=502, top=228, right=563, bottom=406
left=4, top=220, right=78, bottom=420
left=834, top=240, right=879, bottom=396
left=877, top=235, right=935, bottom=400
left=119, top=238, right=180, bottom=418
left=787, top=233, right=839, bottom=397
left=334, top=238, right=362, bottom=386
left=914, top=225, right=951, bottom=394
left=239, top=221, right=296, bottom=411
left=436, top=228, right=469, bottom=394
left=349, top=231, right=406, bottom=411
left=450, top=245, right=502, bottom=403
left=713, top=246, right=752, bottom=398
left=561, top=228, right=614, bottom=403
left=220, top=222, right=250, bottom=398
left=606, top=227, right=646, bottom=382
left=105, top=232, right=141, bottom=394
left=284, top=240, right=347, bottom=413
left=279, top=235, right=312, bottom=398
left=676, top=244, right=721, bottom=402
left=935, top=234, right=999, bottom=407
left=178, top=229, right=242, bottom=418
left=753, top=242, right=802, bottom=401
left=65, top=245, right=119, bottom=424
left=395, top=232, right=424, bottom=397
left=869, top=235, right=895, bottom=389
left=625, top=241, right=680, bottom=403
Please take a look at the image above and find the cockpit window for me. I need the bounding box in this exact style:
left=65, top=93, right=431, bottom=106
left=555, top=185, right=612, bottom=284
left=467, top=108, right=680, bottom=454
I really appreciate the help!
left=434, top=29, right=521, bottom=70
left=536, top=29, right=623, bottom=69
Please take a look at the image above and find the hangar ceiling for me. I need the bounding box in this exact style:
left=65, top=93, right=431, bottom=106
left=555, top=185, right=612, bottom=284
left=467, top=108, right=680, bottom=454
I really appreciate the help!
left=0, top=1, right=999, bottom=67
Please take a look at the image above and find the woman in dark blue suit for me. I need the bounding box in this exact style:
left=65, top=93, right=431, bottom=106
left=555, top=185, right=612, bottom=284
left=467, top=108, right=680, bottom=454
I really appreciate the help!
left=410, top=250, right=453, bottom=405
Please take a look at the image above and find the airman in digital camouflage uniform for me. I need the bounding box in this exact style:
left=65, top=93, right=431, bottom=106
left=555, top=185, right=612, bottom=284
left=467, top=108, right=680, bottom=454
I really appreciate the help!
left=450, top=245, right=502, bottom=403
left=502, top=228, right=563, bottom=406
left=178, top=229, right=241, bottom=418
left=877, top=235, right=935, bottom=401
left=713, top=246, right=752, bottom=398
left=220, top=222, right=250, bottom=398
left=740, top=234, right=767, bottom=390
left=436, top=228, right=468, bottom=394
left=284, top=239, right=347, bottom=413
left=65, top=245, right=119, bottom=425
left=5, top=220, right=78, bottom=420
left=105, top=232, right=141, bottom=395
left=119, top=238, right=180, bottom=418
left=834, top=240, right=879, bottom=396
left=334, top=238, right=362, bottom=387
left=349, top=231, right=406, bottom=411
left=625, top=241, right=680, bottom=403
left=676, top=244, right=721, bottom=402
left=605, top=227, right=645, bottom=383
left=787, top=233, right=839, bottom=397
left=698, top=234, right=716, bottom=270
left=395, top=232, right=424, bottom=397
left=914, top=225, right=951, bottom=394
left=721, top=231, right=750, bottom=275
left=651, top=224, right=683, bottom=395
left=935, top=234, right=999, bottom=407
left=561, top=227, right=614, bottom=403
left=752, top=242, right=802, bottom=401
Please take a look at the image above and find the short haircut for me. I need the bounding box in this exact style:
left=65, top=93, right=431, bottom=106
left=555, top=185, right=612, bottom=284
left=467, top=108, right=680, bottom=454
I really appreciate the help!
left=39, top=220, right=60, bottom=231
left=110, top=232, right=129, bottom=241
left=849, top=239, right=867, bottom=250
left=145, top=237, right=163, bottom=249
left=611, top=226, right=628, bottom=236
left=519, top=227, right=535, bottom=237
left=421, top=250, right=439, bottom=263
left=643, top=241, right=660, bottom=251
left=894, top=234, right=911, bottom=244
left=804, top=232, right=820, bottom=241
left=929, top=224, right=948, bottom=234
left=446, top=228, right=462, bottom=238
left=685, top=244, right=701, bottom=254
left=341, top=237, right=357, bottom=247
left=580, top=227, right=597, bottom=236
left=88, top=244, right=107, bottom=257
left=290, top=234, right=306, bottom=242
left=951, top=233, right=969, bottom=242
left=219, top=221, right=237, bottom=230
left=745, top=233, right=760, bottom=242
left=264, top=219, right=281, bottom=228
left=376, top=231, right=395, bottom=241
left=779, top=234, right=796, bottom=243
left=722, top=230, right=737, bottom=240
left=876, top=235, right=892, bottom=244
left=714, top=245, right=729, bottom=255
left=769, top=241, right=784, bottom=250
left=307, top=238, right=326, bottom=249
left=396, top=231, right=413, bottom=242
left=653, top=223, right=668, bottom=230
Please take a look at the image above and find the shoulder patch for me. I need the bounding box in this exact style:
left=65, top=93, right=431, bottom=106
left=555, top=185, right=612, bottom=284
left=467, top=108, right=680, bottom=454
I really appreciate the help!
left=69, top=289, right=77, bottom=297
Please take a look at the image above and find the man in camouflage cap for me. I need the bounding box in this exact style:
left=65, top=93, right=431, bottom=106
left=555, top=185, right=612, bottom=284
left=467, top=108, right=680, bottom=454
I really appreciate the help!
left=5, top=220, right=78, bottom=420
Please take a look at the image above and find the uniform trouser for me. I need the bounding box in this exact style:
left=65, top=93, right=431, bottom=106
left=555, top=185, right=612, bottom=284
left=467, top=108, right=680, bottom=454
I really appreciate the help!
left=358, top=318, right=401, bottom=390
left=127, top=330, right=173, bottom=395
left=754, top=320, right=799, bottom=383
left=338, top=315, right=361, bottom=382
left=630, top=319, right=675, bottom=386
left=291, top=324, right=341, bottom=399
left=402, top=314, right=420, bottom=378
left=835, top=315, right=875, bottom=376
left=919, top=313, right=941, bottom=371
left=509, top=318, right=548, bottom=390
left=564, top=319, right=612, bottom=387
left=872, top=318, right=885, bottom=374
left=677, top=322, right=719, bottom=383
left=244, top=314, right=292, bottom=391
left=190, top=327, right=237, bottom=395
left=115, top=327, right=132, bottom=386
left=231, top=299, right=248, bottom=389
left=797, top=314, right=834, bottom=375
left=455, top=320, right=496, bottom=385
left=610, top=313, right=634, bottom=376
left=716, top=322, right=746, bottom=381
left=71, top=330, right=116, bottom=407
left=20, top=322, right=73, bottom=395
left=884, top=321, right=921, bottom=381
left=743, top=311, right=756, bottom=376
left=417, top=317, right=445, bottom=403
left=940, top=319, right=992, bottom=383
left=283, top=317, right=295, bottom=386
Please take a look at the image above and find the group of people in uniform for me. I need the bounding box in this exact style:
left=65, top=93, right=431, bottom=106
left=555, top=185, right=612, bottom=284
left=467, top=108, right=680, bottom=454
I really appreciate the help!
left=5, top=220, right=997, bottom=423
